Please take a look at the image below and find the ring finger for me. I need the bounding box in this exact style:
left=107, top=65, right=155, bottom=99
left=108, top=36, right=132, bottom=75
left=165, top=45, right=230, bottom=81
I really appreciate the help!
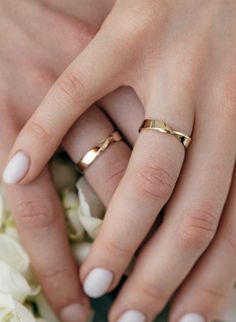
left=62, top=103, right=133, bottom=207
left=109, top=101, right=236, bottom=322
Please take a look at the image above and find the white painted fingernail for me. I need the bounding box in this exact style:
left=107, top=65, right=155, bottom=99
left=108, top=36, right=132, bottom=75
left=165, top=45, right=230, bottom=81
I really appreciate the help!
left=117, top=310, right=146, bottom=322
left=60, top=303, right=86, bottom=322
left=83, top=267, right=113, bottom=298
left=3, top=151, right=30, bottom=184
left=179, top=313, right=205, bottom=322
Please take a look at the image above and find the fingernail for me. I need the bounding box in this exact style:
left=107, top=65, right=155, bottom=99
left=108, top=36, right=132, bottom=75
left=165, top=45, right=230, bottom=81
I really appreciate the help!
left=60, top=303, right=86, bottom=322
left=117, top=310, right=146, bottom=322
left=2, top=151, right=30, bottom=184
left=179, top=313, right=205, bottom=322
left=83, top=267, right=113, bottom=298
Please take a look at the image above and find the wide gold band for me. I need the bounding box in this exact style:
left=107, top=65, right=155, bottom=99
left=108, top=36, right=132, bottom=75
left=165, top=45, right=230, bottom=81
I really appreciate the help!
left=139, top=119, right=191, bottom=148
left=77, top=131, right=122, bottom=173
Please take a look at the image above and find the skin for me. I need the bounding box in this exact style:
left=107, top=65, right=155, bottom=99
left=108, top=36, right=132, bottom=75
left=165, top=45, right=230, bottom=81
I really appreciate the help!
left=2, top=0, right=236, bottom=321
left=0, top=0, right=140, bottom=320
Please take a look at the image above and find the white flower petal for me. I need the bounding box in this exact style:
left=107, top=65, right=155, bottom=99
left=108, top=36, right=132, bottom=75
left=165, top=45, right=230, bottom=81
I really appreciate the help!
left=0, top=293, right=15, bottom=321
left=77, top=178, right=105, bottom=219
left=34, top=293, right=60, bottom=322
left=28, top=284, right=41, bottom=298
left=72, top=242, right=92, bottom=264
left=0, top=293, right=36, bottom=322
left=14, top=301, right=36, bottom=322
left=66, top=209, right=84, bottom=240
left=78, top=215, right=103, bottom=239
left=5, top=228, right=19, bottom=241
left=0, top=235, right=30, bottom=274
left=0, top=261, right=31, bottom=303
left=62, top=189, right=79, bottom=210
left=62, top=189, right=84, bottom=240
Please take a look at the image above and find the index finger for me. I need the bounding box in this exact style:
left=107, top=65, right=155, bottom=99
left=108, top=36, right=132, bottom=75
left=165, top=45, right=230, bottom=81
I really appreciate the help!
left=2, top=4, right=133, bottom=185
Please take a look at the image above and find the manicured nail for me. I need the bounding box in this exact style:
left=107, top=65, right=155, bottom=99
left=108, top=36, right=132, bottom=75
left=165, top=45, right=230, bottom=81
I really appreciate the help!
left=83, top=267, right=113, bottom=298
left=60, top=303, right=86, bottom=322
left=117, top=310, right=146, bottom=322
left=2, top=151, right=30, bottom=184
left=179, top=313, right=205, bottom=322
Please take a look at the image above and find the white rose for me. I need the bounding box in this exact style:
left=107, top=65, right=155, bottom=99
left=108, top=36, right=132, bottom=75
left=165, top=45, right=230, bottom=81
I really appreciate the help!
left=62, top=189, right=84, bottom=240
left=5, top=227, right=19, bottom=241
left=77, top=178, right=105, bottom=239
left=0, top=261, right=31, bottom=303
left=0, top=235, right=30, bottom=275
left=0, top=293, right=36, bottom=322
left=77, top=178, right=105, bottom=220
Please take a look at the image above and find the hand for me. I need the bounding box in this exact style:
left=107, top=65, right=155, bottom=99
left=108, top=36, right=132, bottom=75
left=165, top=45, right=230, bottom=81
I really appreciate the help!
left=3, top=0, right=236, bottom=321
left=0, top=0, right=143, bottom=320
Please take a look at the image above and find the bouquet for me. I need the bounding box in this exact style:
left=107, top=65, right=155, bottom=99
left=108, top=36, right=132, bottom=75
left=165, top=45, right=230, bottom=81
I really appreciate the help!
left=0, top=153, right=235, bottom=322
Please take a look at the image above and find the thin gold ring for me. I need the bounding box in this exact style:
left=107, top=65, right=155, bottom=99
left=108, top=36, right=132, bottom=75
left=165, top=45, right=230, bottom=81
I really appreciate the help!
left=77, top=131, right=122, bottom=173
left=139, top=119, right=191, bottom=148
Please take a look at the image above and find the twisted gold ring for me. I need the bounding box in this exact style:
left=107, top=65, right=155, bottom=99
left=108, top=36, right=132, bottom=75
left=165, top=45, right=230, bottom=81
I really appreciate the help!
left=77, top=131, right=122, bottom=172
left=139, top=119, right=191, bottom=148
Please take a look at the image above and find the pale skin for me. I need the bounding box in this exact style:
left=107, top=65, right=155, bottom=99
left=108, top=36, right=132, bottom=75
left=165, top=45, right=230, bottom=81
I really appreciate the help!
left=0, top=0, right=135, bottom=321
left=1, top=1, right=236, bottom=322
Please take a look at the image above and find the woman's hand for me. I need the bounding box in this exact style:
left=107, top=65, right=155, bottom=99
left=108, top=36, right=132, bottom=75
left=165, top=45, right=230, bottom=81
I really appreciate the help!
left=3, top=0, right=236, bottom=321
left=0, top=0, right=144, bottom=321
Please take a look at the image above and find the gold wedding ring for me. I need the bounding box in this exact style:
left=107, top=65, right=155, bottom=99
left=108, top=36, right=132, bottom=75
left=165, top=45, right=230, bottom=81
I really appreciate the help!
left=77, top=131, right=122, bottom=172
left=139, top=119, right=191, bottom=148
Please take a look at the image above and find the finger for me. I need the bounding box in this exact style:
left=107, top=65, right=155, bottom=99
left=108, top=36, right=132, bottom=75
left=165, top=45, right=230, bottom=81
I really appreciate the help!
left=99, top=86, right=145, bottom=145
left=3, top=2, right=137, bottom=185
left=80, top=100, right=193, bottom=299
left=1, top=119, right=89, bottom=322
left=62, top=105, right=131, bottom=206
left=170, top=166, right=236, bottom=322
left=109, top=108, right=236, bottom=322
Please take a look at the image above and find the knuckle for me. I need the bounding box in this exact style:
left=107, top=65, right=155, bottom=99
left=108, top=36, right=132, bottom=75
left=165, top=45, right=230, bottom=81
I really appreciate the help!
left=25, top=62, right=56, bottom=88
left=15, top=199, right=57, bottom=229
left=103, top=237, right=133, bottom=260
left=27, top=121, right=52, bottom=143
left=118, top=2, right=155, bottom=36
left=178, top=208, right=218, bottom=251
left=138, top=282, right=168, bottom=309
left=74, top=22, right=94, bottom=46
left=39, top=265, right=73, bottom=288
left=200, top=286, right=226, bottom=301
left=64, top=19, right=94, bottom=48
left=56, top=70, right=87, bottom=104
left=134, top=165, right=175, bottom=200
